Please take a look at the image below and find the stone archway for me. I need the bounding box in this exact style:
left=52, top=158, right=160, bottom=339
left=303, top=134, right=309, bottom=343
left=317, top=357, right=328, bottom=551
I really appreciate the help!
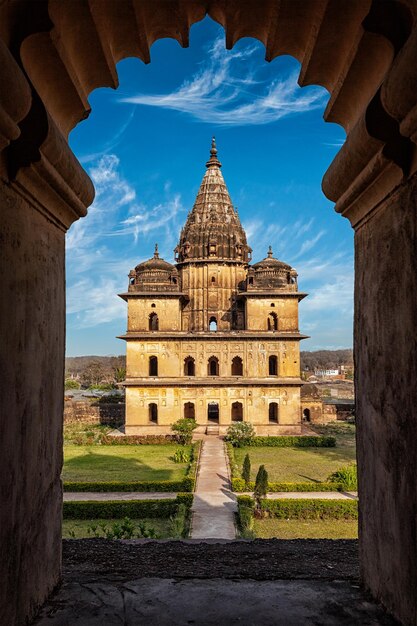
left=1, top=3, right=417, bottom=624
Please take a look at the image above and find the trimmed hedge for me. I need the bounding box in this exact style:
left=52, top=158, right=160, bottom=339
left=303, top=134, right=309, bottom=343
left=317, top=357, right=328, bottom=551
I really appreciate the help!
left=247, top=436, right=336, bottom=447
left=231, top=478, right=344, bottom=492
left=63, top=479, right=193, bottom=493
left=63, top=441, right=201, bottom=494
left=260, top=498, right=358, bottom=520
left=100, top=435, right=178, bottom=445
left=63, top=494, right=193, bottom=520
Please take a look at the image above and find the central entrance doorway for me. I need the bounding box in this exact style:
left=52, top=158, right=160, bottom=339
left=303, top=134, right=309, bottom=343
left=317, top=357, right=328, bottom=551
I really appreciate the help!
left=207, top=402, right=219, bottom=423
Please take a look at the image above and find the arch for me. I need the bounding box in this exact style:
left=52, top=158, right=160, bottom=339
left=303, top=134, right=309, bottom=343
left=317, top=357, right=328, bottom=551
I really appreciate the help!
left=209, top=316, right=217, bottom=331
left=267, top=312, right=278, bottom=331
left=303, top=408, right=311, bottom=422
left=184, top=356, right=195, bottom=376
left=208, top=356, right=219, bottom=376
left=3, top=6, right=417, bottom=625
left=231, top=356, right=243, bottom=376
left=268, top=355, right=278, bottom=376
left=231, top=401, right=243, bottom=422
left=149, top=356, right=158, bottom=376
left=269, top=402, right=278, bottom=423
left=184, top=402, right=195, bottom=420
left=149, top=403, right=158, bottom=423
left=149, top=312, right=159, bottom=331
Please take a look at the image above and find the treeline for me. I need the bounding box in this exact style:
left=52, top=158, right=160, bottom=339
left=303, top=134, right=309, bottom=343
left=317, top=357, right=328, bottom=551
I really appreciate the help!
left=65, top=355, right=126, bottom=387
left=300, top=349, right=353, bottom=371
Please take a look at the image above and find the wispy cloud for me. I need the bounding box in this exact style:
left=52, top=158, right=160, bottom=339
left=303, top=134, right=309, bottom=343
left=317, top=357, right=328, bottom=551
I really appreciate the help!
left=119, top=37, right=327, bottom=126
left=67, top=154, right=184, bottom=329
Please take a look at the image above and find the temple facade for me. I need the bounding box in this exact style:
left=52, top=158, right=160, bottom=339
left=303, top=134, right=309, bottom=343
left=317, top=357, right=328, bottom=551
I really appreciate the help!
left=119, top=139, right=307, bottom=434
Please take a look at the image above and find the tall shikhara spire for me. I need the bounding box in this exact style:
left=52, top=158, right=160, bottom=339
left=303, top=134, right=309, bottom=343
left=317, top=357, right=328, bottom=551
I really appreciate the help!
left=175, top=138, right=252, bottom=263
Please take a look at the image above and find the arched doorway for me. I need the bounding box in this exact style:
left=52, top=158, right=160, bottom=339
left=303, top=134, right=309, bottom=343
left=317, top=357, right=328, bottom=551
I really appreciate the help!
left=231, top=356, right=243, bottom=376
left=184, top=356, right=195, bottom=376
left=268, top=355, right=278, bottom=376
left=267, top=312, right=278, bottom=331
left=303, top=408, right=311, bottom=422
left=207, top=402, right=219, bottom=423
left=149, top=356, right=158, bottom=376
left=269, top=402, right=278, bottom=423
left=209, top=316, right=217, bottom=331
left=184, top=402, right=195, bottom=420
left=149, top=312, right=159, bottom=331
left=231, top=401, right=243, bottom=422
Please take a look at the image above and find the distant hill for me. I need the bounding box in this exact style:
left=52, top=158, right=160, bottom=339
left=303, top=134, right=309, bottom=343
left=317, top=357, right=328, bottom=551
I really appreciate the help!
left=65, top=355, right=125, bottom=378
left=300, top=349, right=353, bottom=371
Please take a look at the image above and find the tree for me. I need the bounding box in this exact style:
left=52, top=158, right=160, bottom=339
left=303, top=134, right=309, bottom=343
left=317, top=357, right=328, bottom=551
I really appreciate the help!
left=171, top=418, right=198, bottom=445
left=80, top=361, right=105, bottom=388
left=242, top=453, right=251, bottom=487
left=113, top=366, right=126, bottom=383
left=254, top=464, right=269, bottom=513
left=224, top=422, right=255, bottom=447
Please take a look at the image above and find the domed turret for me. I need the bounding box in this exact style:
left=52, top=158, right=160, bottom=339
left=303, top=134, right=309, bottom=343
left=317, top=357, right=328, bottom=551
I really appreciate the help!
left=175, top=138, right=252, bottom=263
left=128, top=244, right=179, bottom=292
left=248, top=246, right=298, bottom=290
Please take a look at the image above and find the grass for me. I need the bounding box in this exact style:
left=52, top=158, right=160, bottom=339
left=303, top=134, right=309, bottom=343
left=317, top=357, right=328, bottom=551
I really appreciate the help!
left=62, top=518, right=172, bottom=539
left=253, top=518, right=358, bottom=539
left=234, top=423, right=356, bottom=483
left=62, top=445, right=192, bottom=482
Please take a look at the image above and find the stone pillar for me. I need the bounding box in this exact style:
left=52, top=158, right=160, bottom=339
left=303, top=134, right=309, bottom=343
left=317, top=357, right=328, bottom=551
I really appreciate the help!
left=355, top=174, right=417, bottom=625
left=0, top=182, right=65, bottom=625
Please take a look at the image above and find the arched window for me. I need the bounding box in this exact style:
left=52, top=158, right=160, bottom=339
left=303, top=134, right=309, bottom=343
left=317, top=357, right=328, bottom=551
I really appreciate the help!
left=211, top=276, right=216, bottom=283
left=149, top=356, right=158, bottom=376
left=269, top=402, right=278, bottom=423
left=231, top=356, right=243, bottom=376
left=149, top=403, right=158, bottom=423
left=267, top=312, right=278, bottom=331
left=209, top=316, right=217, bottom=331
left=184, top=356, right=195, bottom=376
left=184, top=402, right=195, bottom=419
left=303, top=408, right=311, bottom=422
left=231, top=401, right=243, bottom=422
left=269, top=355, right=278, bottom=376
left=149, top=312, right=159, bottom=331
left=208, top=356, right=219, bottom=376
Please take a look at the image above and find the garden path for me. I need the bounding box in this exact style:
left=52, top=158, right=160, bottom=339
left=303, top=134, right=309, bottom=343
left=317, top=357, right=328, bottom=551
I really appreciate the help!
left=190, top=437, right=237, bottom=539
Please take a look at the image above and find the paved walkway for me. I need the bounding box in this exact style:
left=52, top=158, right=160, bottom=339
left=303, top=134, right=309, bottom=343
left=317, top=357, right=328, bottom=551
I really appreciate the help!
left=63, top=492, right=177, bottom=501
left=191, top=437, right=237, bottom=539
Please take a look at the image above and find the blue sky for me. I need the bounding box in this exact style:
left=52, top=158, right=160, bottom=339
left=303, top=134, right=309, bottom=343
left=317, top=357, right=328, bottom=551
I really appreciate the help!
left=66, top=17, right=353, bottom=357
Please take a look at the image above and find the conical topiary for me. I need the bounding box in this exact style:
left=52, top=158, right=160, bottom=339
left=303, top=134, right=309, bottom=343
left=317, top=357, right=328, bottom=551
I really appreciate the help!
left=242, top=453, right=251, bottom=487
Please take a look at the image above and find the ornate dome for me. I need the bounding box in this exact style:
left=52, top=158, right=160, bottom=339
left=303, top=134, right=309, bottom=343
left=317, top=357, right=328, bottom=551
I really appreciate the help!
left=252, top=246, right=292, bottom=271
left=175, top=137, right=252, bottom=263
left=135, top=245, right=174, bottom=272
left=249, top=246, right=298, bottom=290
left=129, top=245, right=179, bottom=292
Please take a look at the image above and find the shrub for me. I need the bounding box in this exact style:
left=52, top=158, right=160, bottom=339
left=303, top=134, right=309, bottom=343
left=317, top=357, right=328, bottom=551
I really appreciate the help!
left=172, top=448, right=190, bottom=464
left=64, top=494, right=193, bottom=521
left=231, top=478, right=344, bottom=493
left=171, top=418, right=198, bottom=445
left=327, top=464, right=357, bottom=490
left=224, top=422, right=255, bottom=447
left=87, top=517, right=158, bottom=540
left=64, top=479, right=193, bottom=493
left=65, top=379, right=80, bottom=390
left=254, top=465, right=269, bottom=503
left=242, top=453, right=251, bottom=487
left=248, top=436, right=336, bottom=447
left=99, top=435, right=177, bottom=445
left=260, top=498, right=358, bottom=520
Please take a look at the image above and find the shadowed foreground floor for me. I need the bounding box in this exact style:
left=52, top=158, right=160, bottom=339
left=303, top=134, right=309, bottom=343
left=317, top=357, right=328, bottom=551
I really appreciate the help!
left=33, top=539, right=398, bottom=625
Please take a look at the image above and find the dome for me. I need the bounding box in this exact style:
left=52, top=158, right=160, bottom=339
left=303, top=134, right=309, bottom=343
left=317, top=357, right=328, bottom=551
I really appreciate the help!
left=135, top=244, right=174, bottom=272
left=251, top=246, right=292, bottom=271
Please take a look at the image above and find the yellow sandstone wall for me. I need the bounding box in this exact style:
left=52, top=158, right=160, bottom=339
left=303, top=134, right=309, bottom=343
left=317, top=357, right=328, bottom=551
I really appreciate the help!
left=245, top=298, right=299, bottom=331
left=127, top=298, right=181, bottom=331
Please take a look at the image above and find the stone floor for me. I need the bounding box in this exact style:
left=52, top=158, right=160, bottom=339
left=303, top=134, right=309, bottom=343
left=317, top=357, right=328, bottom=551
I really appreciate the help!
left=190, top=437, right=237, bottom=539
left=32, top=539, right=398, bottom=626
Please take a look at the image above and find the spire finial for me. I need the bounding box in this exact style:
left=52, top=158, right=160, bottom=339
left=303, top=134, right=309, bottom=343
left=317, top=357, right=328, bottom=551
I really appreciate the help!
left=267, top=245, right=273, bottom=258
left=206, top=136, right=221, bottom=168
left=154, top=243, right=159, bottom=258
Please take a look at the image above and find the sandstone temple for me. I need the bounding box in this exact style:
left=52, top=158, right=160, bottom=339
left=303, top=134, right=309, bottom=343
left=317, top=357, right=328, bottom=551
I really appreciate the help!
left=119, top=139, right=307, bottom=435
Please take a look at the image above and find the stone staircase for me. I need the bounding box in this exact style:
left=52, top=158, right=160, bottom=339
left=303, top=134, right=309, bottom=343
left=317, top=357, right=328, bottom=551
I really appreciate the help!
left=206, top=424, right=220, bottom=435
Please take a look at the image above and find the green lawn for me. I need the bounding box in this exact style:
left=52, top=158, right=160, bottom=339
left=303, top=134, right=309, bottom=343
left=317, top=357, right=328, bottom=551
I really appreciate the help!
left=253, top=518, right=358, bottom=539
left=234, top=424, right=356, bottom=483
left=62, top=445, right=192, bottom=482
left=62, top=518, right=172, bottom=539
